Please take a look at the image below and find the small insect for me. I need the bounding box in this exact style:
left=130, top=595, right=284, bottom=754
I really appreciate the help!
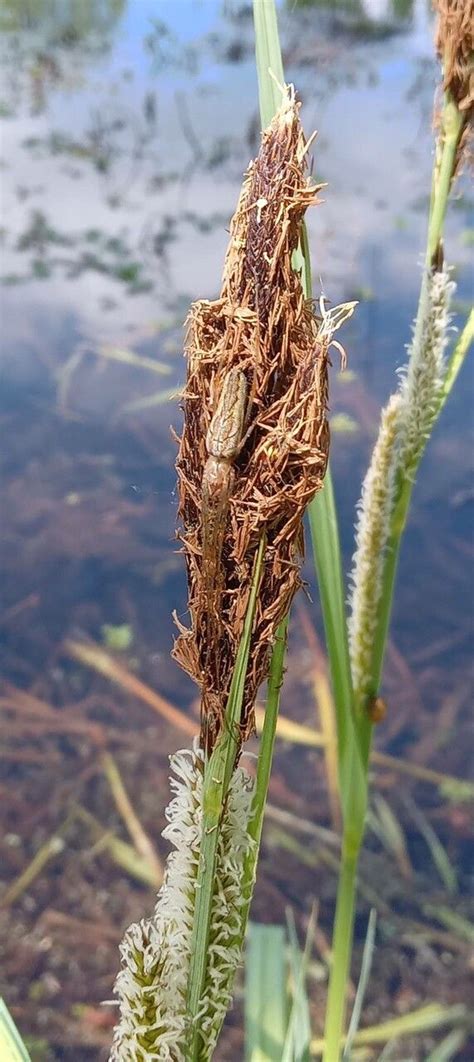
left=367, top=694, right=387, bottom=724
left=201, top=367, right=248, bottom=605
left=200, top=367, right=248, bottom=751
left=206, top=367, right=248, bottom=463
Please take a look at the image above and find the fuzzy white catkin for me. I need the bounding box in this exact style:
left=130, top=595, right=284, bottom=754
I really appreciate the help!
left=348, top=393, right=402, bottom=699
left=398, top=266, right=455, bottom=477
left=110, top=743, right=256, bottom=1061
left=348, top=266, right=455, bottom=700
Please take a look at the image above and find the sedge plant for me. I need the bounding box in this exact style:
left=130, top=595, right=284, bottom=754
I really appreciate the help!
left=110, top=1, right=472, bottom=1059
left=111, top=57, right=343, bottom=1062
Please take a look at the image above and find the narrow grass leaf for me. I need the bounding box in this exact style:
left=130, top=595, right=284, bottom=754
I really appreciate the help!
left=98, top=345, right=172, bottom=375
left=422, top=904, right=474, bottom=944
left=343, top=909, right=377, bottom=1061
left=438, top=308, right=473, bottom=408
left=252, top=0, right=285, bottom=128
left=249, top=615, right=288, bottom=848
left=308, top=490, right=366, bottom=846
left=369, top=794, right=412, bottom=880
left=120, top=386, right=178, bottom=413
left=252, top=9, right=365, bottom=1062
left=252, top=0, right=358, bottom=829
left=281, top=907, right=314, bottom=1062
left=311, top=1003, right=467, bottom=1054
left=0, top=999, right=32, bottom=1062
left=426, top=1028, right=467, bottom=1061
left=404, top=795, right=457, bottom=894
left=245, top=923, right=287, bottom=1062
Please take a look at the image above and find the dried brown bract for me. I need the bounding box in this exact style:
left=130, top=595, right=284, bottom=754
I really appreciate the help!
left=435, top=0, right=473, bottom=113
left=434, top=0, right=473, bottom=176
left=173, top=85, right=353, bottom=752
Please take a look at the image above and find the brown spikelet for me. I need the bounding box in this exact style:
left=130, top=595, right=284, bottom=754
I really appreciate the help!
left=435, top=0, right=473, bottom=113
left=434, top=0, right=473, bottom=176
left=173, top=85, right=353, bottom=753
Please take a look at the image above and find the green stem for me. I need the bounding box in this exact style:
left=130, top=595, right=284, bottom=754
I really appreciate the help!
left=309, top=480, right=368, bottom=851
left=322, top=848, right=358, bottom=1062
left=427, top=94, right=463, bottom=262
left=238, top=614, right=290, bottom=949
left=308, top=471, right=353, bottom=762
left=357, top=479, right=409, bottom=766
left=186, top=539, right=265, bottom=1059
left=357, top=310, right=473, bottom=769
left=248, top=614, right=289, bottom=848
left=356, top=94, right=466, bottom=764
left=253, top=0, right=354, bottom=803
left=322, top=82, right=468, bottom=1062
left=439, top=308, right=474, bottom=410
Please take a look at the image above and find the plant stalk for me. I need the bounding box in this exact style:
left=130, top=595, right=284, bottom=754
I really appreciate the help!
left=322, top=848, right=358, bottom=1062
left=427, top=94, right=463, bottom=263
left=187, top=539, right=265, bottom=1058
left=238, top=613, right=290, bottom=954
left=248, top=614, right=289, bottom=849
left=357, top=91, right=465, bottom=763
left=320, top=70, right=469, bottom=1062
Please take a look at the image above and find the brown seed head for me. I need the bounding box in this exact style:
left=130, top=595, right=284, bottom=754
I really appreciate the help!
left=434, top=0, right=473, bottom=113
left=173, top=85, right=353, bottom=752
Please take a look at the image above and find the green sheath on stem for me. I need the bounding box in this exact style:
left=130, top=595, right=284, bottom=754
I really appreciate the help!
left=186, top=538, right=265, bottom=1059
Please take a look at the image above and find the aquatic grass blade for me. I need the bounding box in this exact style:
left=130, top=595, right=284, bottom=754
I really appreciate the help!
left=307, top=490, right=366, bottom=845
left=245, top=923, right=287, bottom=1062
left=404, top=795, right=457, bottom=894
left=281, top=908, right=314, bottom=1062
left=252, top=0, right=359, bottom=833
left=0, top=999, right=32, bottom=1062
left=253, top=0, right=284, bottom=128
left=342, top=909, right=377, bottom=1061
left=236, top=613, right=289, bottom=970
left=252, top=4, right=365, bottom=1060
left=310, top=1003, right=467, bottom=1056
left=438, top=308, right=473, bottom=411
left=426, top=1028, right=467, bottom=1061
left=253, top=0, right=361, bottom=820
left=307, top=475, right=352, bottom=760
left=248, top=614, right=288, bottom=849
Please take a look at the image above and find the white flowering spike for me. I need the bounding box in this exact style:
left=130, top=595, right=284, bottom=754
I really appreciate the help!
left=398, top=266, right=455, bottom=478
left=110, top=742, right=256, bottom=1060
left=348, top=394, right=402, bottom=700
left=348, top=265, right=455, bottom=702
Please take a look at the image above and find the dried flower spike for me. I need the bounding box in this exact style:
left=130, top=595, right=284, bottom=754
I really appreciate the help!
left=435, top=0, right=473, bottom=113
left=174, top=84, right=353, bottom=751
